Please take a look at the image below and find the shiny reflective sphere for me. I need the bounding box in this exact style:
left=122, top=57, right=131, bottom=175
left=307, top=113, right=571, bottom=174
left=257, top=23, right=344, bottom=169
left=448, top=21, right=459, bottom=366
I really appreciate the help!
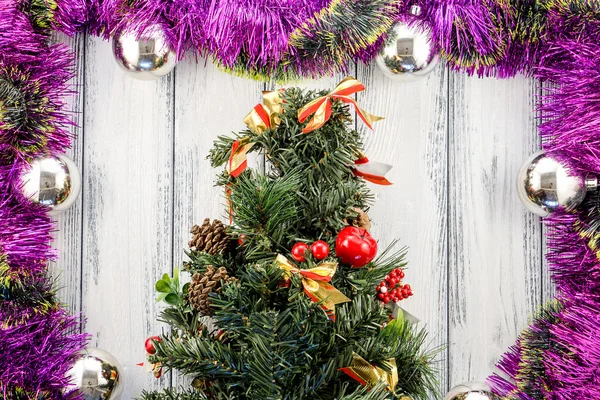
left=376, top=21, right=439, bottom=80
left=19, top=155, right=81, bottom=215
left=112, top=24, right=177, bottom=80
left=66, top=348, right=124, bottom=400
left=517, top=151, right=587, bottom=217
left=445, top=381, right=499, bottom=400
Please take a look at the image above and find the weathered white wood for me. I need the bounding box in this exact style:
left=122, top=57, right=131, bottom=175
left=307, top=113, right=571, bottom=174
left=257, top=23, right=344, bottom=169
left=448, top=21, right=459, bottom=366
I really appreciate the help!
left=358, top=63, right=450, bottom=394
left=448, top=74, right=543, bottom=387
left=172, top=59, right=264, bottom=266
left=80, top=35, right=174, bottom=397
left=51, top=33, right=86, bottom=317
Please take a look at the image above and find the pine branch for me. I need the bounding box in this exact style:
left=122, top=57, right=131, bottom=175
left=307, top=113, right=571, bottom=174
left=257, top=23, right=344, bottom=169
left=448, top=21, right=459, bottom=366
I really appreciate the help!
left=228, top=172, right=301, bottom=260
left=151, top=332, right=244, bottom=379
left=184, top=251, right=230, bottom=274
left=138, top=388, right=208, bottom=400
left=337, top=383, right=390, bottom=400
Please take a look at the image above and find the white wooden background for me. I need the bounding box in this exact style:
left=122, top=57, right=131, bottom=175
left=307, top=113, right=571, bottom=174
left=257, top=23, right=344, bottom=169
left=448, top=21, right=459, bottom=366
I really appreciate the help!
left=51, top=34, right=553, bottom=399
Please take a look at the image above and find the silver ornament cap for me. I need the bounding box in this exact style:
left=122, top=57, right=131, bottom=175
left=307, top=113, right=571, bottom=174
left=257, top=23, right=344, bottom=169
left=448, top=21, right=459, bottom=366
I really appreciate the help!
left=66, top=347, right=124, bottom=400
left=19, top=154, right=81, bottom=216
left=376, top=20, right=439, bottom=80
left=445, top=381, right=499, bottom=400
left=112, top=24, right=177, bottom=81
left=516, top=150, right=588, bottom=217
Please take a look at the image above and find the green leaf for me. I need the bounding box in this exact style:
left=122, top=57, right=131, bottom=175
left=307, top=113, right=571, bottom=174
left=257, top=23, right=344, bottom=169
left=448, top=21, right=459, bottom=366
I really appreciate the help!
left=162, top=273, right=171, bottom=283
left=155, top=280, right=172, bottom=293
left=173, top=267, right=180, bottom=290
left=165, top=293, right=181, bottom=306
left=156, top=292, right=168, bottom=303
left=182, top=282, right=190, bottom=295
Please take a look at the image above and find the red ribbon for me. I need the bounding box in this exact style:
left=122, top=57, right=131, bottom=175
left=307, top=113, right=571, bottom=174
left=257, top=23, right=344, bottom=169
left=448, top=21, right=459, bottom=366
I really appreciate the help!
left=352, top=156, right=393, bottom=185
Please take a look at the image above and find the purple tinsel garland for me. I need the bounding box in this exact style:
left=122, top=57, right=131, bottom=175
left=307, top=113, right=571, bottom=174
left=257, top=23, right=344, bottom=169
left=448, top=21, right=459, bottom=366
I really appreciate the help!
left=0, top=164, right=89, bottom=398
left=0, top=0, right=88, bottom=397
left=0, top=0, right=75, bottom=163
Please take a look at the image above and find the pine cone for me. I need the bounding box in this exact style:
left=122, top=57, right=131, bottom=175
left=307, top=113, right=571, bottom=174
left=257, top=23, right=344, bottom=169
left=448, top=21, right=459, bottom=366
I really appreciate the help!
left=186, top=266, right=235, bottom=315
left=189, top=218, right=230, bottom=255
left=348, top=208, right=372, bottom=231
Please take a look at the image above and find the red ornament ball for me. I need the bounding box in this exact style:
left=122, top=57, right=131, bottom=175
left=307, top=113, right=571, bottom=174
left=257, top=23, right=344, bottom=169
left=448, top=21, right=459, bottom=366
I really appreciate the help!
left=310, top=240, right=330, bottom=260
left=238, top=234, right=247, bottom=246
left=335, top=226, right=378, bottom=268
left=145, top=336, right=161, bottom=355
left=291, top=242, right=310, bottom=262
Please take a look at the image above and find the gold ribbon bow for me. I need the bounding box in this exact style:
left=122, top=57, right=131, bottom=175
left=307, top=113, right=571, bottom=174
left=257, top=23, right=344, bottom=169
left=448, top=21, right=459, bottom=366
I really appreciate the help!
left=275, top=254, right=350, bottom=321
left=340, top=352, right=398, bottom=391
left=297, top=77, right=383, bottom=134
left=228, top=91, right=284, bottom=178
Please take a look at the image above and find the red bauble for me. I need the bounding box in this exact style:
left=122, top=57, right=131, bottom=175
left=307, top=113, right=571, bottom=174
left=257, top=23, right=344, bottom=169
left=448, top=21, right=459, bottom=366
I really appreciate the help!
left=145, top=336, right=161, bottom=355
left=310, top=240, right=330, bottom=260
left=238, top=234, right=247, bottom=246
left=335, top=226, right=378, bottom=268
left=291, top=242, right=310, bottom=262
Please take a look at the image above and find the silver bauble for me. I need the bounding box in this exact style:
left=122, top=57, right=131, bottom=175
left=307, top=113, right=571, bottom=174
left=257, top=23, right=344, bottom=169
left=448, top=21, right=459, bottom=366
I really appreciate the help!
left=112, top=24, right=177, bottom=80
left=517, top=150, right=591, bottom=217
left=19, top=154, right=81, bottom=216
left=66, top=348, right=124, bottom=400
left=445, top=381, right=499, bottom=400
left=376, top=12, right=438, bottom=80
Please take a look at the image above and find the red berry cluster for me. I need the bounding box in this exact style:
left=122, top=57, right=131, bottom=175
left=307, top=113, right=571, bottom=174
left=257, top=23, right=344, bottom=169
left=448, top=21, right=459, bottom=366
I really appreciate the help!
left=376, top=268, right=413, bottom=304
left=291, top=240, right=330, bottom=262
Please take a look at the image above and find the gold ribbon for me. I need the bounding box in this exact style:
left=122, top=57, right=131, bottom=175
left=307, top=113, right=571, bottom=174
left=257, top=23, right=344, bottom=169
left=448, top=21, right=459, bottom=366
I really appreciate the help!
left=340, top=352, right=398, bottom=391
left=243, top=90, right=284, bottom=134
left=228, top=91, right=284, bottom=177
left=297, top=76, right=383, bottom=134
left=275, top=254, right=350, bottom=321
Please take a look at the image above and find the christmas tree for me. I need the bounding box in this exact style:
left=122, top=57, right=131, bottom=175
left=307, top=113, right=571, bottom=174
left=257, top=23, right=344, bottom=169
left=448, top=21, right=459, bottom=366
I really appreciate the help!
left=141, top=78, right=439, bottom=400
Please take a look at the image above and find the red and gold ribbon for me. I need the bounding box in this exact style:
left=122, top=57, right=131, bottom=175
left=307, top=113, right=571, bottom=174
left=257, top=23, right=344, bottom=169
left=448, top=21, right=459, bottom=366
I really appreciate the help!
left=297, top=77, right=383, bottom=134
left=228, top=137, right=252, bottom=178
left=228, top=91, right=284, bottom=178
left=340, top=352, right=398, bottom=391
left=243, top=90, right=284, bottom=134
left=275, top=254, right=350, bottom=321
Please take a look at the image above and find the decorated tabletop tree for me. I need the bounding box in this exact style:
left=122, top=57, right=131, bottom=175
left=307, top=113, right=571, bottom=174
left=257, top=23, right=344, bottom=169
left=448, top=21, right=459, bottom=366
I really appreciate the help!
left=141, top=78, right=439, bottom=400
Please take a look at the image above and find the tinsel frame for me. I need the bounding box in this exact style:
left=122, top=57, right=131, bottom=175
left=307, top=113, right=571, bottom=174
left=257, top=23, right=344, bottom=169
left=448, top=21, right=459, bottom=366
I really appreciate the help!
left=2, top=0, right=600, bottom=398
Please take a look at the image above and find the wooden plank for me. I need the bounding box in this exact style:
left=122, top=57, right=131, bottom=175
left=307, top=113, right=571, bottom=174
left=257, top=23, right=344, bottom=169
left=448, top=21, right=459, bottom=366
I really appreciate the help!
left=171, top=58, right=264, bottom=387
left=50, top=32, right=86, bottom=318
left=448, top=74, right=542, bottom=387
left=81, top=35, right=175, bottom=397
left=357, top=63, right=450, bottom=395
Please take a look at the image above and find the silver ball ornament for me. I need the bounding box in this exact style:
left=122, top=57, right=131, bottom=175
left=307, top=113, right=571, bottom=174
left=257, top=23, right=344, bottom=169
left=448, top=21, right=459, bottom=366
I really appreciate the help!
left=516, top=150, right=592, bottom=217
left=18, top=154, right=81, bottom=215
left=376, top=11, right=438, bottom=80
left=112, top=24, right=177, bottom=80
left=66, top=348, right=124, bottom=400
left=445, top=381, right=499, bottom=400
